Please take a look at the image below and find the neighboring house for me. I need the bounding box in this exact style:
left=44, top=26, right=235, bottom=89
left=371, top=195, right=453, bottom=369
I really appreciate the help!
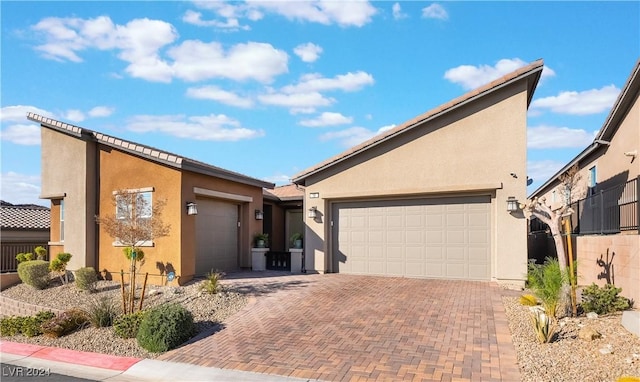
left=292, top=60, right=544, bottom=286
left=0, top=201, right=50, bottom=272
left=263, top=184, right=304, bottom=251
left=28, top=113, right=274, bottom=286
left=528, top=59, right=639, bottom=304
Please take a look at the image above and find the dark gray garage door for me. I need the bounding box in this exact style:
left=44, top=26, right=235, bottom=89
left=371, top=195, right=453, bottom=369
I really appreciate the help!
left=332, top=196, right=491, bottom=280
left=195, top=198, right=239, bottom=275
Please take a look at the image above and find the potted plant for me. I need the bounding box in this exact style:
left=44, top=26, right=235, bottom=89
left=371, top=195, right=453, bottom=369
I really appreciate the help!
left=254, top=233, right=269, bottom=248
left=290, top=233, right=303, bottom=249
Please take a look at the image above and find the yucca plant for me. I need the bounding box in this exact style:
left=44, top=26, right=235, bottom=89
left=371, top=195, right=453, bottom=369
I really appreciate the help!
left=529, top=307, right=556, bottom=343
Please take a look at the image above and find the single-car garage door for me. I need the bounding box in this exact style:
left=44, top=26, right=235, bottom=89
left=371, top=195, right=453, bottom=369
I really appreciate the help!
left=195, top=198, right=239, bottom=275
left=332, top=196, right=490, bottom=280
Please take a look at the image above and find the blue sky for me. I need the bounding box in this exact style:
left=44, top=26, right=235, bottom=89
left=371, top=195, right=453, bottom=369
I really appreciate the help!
left=1, top=1, right=638, bottom=206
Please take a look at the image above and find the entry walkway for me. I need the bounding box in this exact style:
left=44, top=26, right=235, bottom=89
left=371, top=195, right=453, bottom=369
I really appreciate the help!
left=159, top=273, right=521, bottom=381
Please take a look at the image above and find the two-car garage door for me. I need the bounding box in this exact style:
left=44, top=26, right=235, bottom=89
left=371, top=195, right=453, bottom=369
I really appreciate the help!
left=332, top=196, right=491, bottom=280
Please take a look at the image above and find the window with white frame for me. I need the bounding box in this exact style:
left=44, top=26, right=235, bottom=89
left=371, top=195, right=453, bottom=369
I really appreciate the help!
left=113, top=188, right=154, bottom=247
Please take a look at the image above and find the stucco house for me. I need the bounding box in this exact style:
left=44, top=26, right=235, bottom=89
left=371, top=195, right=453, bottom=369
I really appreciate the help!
left=28, top=113, right=274, bottom=286
left=528, top=59, right=639, bottom=304
left=292, top=60, right=544, bottom=286
left=263, top=184, right=304, bottom=252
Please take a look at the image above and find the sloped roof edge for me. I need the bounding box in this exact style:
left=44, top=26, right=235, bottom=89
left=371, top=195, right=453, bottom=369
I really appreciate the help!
left=292, top=59, right=544, bottom=184
left=528, top=59, right=640, bottom=199
left=27, top=113, right=274, bottom=189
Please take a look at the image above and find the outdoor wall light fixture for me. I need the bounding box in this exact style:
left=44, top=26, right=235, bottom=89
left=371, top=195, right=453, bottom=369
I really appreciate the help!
left=506, top=197, right=519, bottom=212
left=308, top=206, right=318, bottom=219
left=255, top=209, right=264, bottom=220
left=186, top=202, right=198, bottom=216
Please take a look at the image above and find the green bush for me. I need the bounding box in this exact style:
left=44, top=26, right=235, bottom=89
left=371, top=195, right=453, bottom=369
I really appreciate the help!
left=527, top=258, right=567, bottom=318
left=16, top=253, right=34, bottom=263
left=199, top=270, right=224, bottom=294
left=17, top=260, right=50, bottom=289
left=40, top=309, right=89, bottom=338
left=50, top=253, right=72, bottom=284
left=75, top=267, right=98, bottom=292
left=113, top=311, right=146, bottom=339
left=136, top=303, right=195, bottom=353
left=581, top=283, right=631, bottom=315
left=86, top=296, right=117, bottom=328
left=34, top=246, right=48, bottom=260
left=0, top=311, right=55, bottom=337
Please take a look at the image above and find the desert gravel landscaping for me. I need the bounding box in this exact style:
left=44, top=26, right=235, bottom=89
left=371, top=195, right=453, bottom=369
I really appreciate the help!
left=1, top=275, right=640, bottom=381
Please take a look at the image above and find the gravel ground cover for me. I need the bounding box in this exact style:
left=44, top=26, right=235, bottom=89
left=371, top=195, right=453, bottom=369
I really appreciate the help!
left=503, top=296, right=640, bottom=382
left=2, top=277, right=640, bottom=381
left=1, top=277, right=248, bottom=359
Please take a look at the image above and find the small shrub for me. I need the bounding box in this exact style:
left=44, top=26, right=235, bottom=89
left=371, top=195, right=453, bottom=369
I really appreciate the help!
left=527, top=258, right=567, bottom=318
left=17, top=260, right=50, bottom=289
left=16, top=253, right=34, bottom=263
left=530, top=307, right=556, bottom=343
left=136, top=303, right=195, bottom=353
left=0, top=317, right=22, bottom=336
left=49, top=253, right=72, bottom=284
left=581, top=283, right=631, bottom=315
left=40, top=309, right=89, bottom=338
left=0, top=311, right=55, bottom=337
left=199, top=270, right=225, bottom=294
left=34, top=246, right=48, bottom=260
left=519, top=294, right=538, bottom=306
left=75, top=267, right=98, bottom=292
left=86, top=296, right=117, bottom=328
left=113, top=311, right=146, bottom=339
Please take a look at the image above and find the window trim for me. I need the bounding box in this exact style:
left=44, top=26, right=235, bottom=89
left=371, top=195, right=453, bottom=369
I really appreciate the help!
left=60, top=199, right=65, bottom=242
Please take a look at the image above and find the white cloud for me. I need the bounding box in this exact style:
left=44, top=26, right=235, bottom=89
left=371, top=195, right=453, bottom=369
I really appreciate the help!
left=250, top=1, right=377, bottom=27
left=392, top=3, right=407, bottom=20
left=299, top=112, right=353, bottom=127
left=0, top=172, right=43, bottom=206
left=169, top=40, right=289, bottom=83
left=182, top=10, right=249, bottom=30
left=32, top=16, right=178, bottom=83
left=258, top=91, right=335, bottom=112
left=1, top=105, right=54, bottom=123
left=284, top=71, right=375, bottom=93
left=186, top=86, right=254, bottom=108
left=444, top=58, right=556, bottom=90
left=530, top=85, right=620, bottom=115
left=527, top=160, right=567, bottom=186
left=319, top=125, right=391, bottom=147
left=64, top=109, right=85, bottom=122
left=0, top=124, right=41, bottom=145
left=528, top=125, right=595, bottom=149
left=126, top=114, right=264, bottom=141
left=88, top=106, right=115, bottom=118
left=294, top=43, right=323, bottom=63
left=422, top=3, right=448, bottom=20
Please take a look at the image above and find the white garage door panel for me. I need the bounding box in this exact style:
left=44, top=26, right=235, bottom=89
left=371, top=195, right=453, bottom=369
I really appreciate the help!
left=195, top=198, right=239, bottom=275
left=333, top=196, right=490, bottom=280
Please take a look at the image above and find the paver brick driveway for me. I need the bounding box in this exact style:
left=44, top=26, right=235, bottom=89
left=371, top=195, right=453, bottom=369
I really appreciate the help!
left=158, top=273, right=521, bottom=381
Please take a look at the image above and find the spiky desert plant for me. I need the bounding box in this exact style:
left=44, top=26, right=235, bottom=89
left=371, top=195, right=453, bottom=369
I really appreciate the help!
left=519, top=294, right=538, bottom=306
left=529, top=307, right=556, bottom=343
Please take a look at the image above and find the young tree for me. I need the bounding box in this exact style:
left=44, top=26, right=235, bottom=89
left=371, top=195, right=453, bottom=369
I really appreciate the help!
left=524, top=165, right=583, bottom=273
left=96, top=190, right=171, bottom=312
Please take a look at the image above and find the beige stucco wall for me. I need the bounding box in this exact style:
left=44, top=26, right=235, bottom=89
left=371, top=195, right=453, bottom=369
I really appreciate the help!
left=40, top=128, right=96, bottom=271
left=302, top=80, right=530, bottom=283
left=97, top=147, right=182, bottom=286
left=576, top=235, right=639, bottom=306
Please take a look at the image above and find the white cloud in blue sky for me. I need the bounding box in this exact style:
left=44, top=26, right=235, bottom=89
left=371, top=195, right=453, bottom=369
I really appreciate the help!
left=444, top=58, right=556, bottom=90
left=528, top=125, right=596, bottom=149
left=422, top=3, right=448, bottom=20
left=530, top=85, right=620, bottom=115
left=294, top=43, right=323, bottom=63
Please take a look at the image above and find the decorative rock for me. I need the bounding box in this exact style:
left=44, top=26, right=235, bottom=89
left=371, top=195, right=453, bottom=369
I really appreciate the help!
left=587, top=312, right=599, bottom=319
left=599, top=345, right=614, bottom=355
left=579, top=326, right=602, bottom=341
left=147, top=289, right=161, bottom=296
